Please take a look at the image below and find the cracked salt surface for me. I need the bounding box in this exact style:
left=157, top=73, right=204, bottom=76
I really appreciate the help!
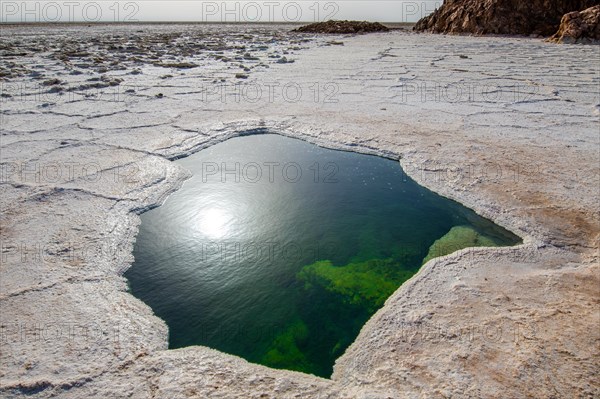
left=1, top=24, right=599, bottom=398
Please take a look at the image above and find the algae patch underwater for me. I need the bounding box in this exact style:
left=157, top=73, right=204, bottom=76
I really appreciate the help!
left=261, top=319, right=313, bottom=373
left=422, top=225, right=500, bottom=265
left=297, top=259, right=414, bottom=313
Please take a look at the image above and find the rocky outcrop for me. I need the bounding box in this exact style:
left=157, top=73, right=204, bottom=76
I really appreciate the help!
left=548, top=5, right=600, bottom=42
left=293, top=20, right=389, bottom=34
left=414, top=0, right=599, bottom=36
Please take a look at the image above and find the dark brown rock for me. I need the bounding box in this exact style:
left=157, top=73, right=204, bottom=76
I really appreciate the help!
left=153, top=61, right=198, bottom=69
left=548, top=5, right=600, bottom=42
left=414, top=0, right=599, bottom=36
left=293, top=20, right=389, bottom=34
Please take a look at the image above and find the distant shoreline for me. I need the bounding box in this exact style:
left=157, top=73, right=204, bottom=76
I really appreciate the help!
left=0, top=21, right=416, bottom=28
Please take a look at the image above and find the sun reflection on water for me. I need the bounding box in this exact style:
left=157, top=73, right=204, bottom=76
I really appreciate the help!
left=197, top=207, right=232, bottom=239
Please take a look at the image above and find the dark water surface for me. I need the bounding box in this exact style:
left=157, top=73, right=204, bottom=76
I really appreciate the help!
left=126, top=134, right=520, bottom=377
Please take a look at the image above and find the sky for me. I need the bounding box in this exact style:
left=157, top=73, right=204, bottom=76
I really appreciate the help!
left=0, top=1, right=442, bottom=23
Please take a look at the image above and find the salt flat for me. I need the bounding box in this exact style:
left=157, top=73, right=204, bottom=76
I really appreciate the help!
left=1, top=24, right=598, bottom=398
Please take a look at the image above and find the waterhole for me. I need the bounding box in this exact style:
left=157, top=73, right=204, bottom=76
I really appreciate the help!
left=126, top=134, right=520, bottom=377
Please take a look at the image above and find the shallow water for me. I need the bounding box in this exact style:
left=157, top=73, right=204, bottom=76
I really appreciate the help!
left=126, top=134, right=520, bottom=377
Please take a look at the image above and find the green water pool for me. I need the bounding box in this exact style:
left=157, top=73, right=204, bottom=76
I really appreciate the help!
left=125, top=134, right=520, bottom=377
